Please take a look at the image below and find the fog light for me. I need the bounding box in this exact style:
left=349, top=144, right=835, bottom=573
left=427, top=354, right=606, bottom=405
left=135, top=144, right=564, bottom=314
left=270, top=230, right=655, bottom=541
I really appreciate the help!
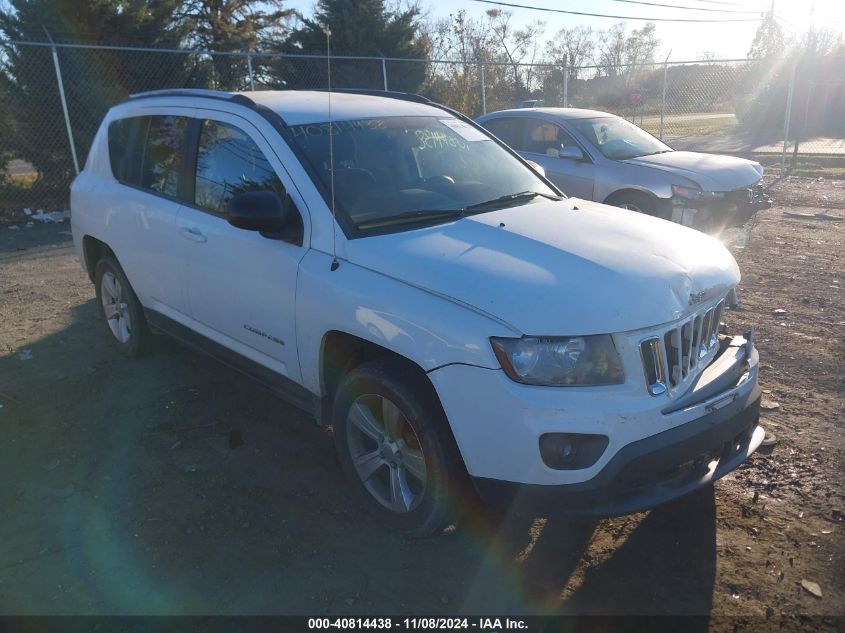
left=539, top=433, right=609, bottom=470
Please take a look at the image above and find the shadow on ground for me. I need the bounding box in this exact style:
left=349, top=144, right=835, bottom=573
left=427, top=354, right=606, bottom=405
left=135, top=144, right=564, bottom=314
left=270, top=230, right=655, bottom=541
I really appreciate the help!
left=0, top=297, right=718, bottom=617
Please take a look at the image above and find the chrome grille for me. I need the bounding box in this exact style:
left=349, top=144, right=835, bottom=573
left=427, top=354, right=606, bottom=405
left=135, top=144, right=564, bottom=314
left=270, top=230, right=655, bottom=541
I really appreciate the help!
left=640, top=298, right=725, bottom=397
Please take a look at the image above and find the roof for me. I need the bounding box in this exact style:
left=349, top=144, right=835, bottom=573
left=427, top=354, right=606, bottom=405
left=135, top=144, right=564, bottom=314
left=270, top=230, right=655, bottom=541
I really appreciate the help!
left=481, top=107, right=615, bottom=120
left=247, top=90, right=448, bottom=125
left=127, top=89, right=450, bottom=125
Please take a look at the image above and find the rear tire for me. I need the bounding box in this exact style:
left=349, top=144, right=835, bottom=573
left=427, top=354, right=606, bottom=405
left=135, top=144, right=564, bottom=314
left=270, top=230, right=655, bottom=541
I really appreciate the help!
left=94, top=256, right=152, bottom=358
left=332, top=359, right=459, bottom=536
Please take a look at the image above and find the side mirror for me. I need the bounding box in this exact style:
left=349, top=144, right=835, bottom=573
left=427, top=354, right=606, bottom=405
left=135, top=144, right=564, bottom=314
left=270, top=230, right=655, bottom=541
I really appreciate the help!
left=226, top=190, right=291, bottom=233
left=525, top=160, right=546, bottom=178
left=558, top=146, right=584, bottom=161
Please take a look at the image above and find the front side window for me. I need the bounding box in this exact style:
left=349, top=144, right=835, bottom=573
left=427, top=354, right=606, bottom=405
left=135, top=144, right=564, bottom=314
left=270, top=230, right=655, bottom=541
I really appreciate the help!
left=286, top=116, right=557, bottom=233
left=570, top=116, right=671, bottom=160
left=139, top=115, right=187, bottom=197
left=194, top=120, right=286, bottom=215
left=523, top=119, right=582, bottom=155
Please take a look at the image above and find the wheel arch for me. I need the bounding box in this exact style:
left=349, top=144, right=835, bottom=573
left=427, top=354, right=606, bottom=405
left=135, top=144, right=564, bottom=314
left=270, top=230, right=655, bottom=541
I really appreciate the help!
left=603, top=187, right=671, bottom=219
left=603, top=186, right=662, bottom=206
left=82, top=235, right=116, bottom=282
left=321, top=330, right=473, bottom=496
left=319, top=331, right=435, bottom=423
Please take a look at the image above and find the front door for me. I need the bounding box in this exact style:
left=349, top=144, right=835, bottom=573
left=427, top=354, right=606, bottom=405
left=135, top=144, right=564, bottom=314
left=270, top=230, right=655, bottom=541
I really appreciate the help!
left=177, top=111, right=309, bottom=383
left=520, top=118, right=596, bottom=200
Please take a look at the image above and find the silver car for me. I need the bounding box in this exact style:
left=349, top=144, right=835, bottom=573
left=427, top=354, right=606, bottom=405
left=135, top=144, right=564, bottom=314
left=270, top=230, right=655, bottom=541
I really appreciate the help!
left=476, top=108, right=770, bottom=232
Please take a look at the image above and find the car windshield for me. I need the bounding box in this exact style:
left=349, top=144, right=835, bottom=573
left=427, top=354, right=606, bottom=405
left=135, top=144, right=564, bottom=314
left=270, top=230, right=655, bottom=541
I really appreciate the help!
left=570, top=116, right=672, bottom=160
left=286, top=116, right=558, bottom=233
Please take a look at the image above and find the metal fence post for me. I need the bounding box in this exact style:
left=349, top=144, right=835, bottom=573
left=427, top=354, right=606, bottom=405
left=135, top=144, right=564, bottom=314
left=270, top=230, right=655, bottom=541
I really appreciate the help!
left=562, top=62, right=568, bottom=106
left=382, top=57, right=388, bottom=91
left=781, top=60, right=797, bottom=169
left=247, top=51, right=255, bottom=91
left=480, top=62, right=487, bottom=115
left=659, top=50, right=671, bottom=141
left=43, top=30, right=79, bottom=175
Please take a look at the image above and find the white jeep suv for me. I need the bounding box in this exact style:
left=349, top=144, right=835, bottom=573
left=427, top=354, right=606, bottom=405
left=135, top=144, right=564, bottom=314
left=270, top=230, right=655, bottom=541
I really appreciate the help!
left=71, top=89, right=764, bottom=535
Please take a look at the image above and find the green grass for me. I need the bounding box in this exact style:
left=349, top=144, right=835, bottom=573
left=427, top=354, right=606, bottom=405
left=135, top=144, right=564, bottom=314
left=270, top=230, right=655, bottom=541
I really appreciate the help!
left=639, top=115, right=737, bottom=139
left=765, top=165, right=845, bottom=178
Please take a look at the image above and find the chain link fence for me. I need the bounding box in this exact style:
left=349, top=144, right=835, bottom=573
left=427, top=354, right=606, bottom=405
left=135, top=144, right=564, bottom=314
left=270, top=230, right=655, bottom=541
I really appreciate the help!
left=1, top=41, right=843, bottom=212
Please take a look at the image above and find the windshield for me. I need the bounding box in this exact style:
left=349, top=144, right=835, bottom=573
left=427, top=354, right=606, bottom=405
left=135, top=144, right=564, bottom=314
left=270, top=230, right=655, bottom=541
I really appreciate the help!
left=286, top=116, right=558, bottom=233
left=570, top=116, right=672, bottom=160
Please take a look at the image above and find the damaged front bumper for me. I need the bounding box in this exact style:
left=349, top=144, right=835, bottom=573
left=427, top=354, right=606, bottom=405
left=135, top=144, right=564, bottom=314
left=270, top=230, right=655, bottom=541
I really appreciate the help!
left=671, top=184, right=771, bottom=232
left=468, top=331, right=763, bottom=517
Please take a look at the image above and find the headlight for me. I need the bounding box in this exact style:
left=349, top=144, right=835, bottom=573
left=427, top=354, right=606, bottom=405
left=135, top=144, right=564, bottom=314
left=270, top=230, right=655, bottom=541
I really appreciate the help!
left=490, top=335, right=625, bottom=386
left=671, top=184, right=704, bottom=200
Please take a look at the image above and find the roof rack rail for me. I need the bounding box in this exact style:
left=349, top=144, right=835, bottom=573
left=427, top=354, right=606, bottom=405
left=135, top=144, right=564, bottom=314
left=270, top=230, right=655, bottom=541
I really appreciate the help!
left=127, top=88, right=257, bottom=107
left=314, top=88, right=432, bottom=105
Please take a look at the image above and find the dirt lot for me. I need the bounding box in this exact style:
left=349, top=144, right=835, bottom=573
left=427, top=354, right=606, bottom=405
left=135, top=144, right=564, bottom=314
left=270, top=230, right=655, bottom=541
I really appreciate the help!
left=0, top=177, right=842, bottom=627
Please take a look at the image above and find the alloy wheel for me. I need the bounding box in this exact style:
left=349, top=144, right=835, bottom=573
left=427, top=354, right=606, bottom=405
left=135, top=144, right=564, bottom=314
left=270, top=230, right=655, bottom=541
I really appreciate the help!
left=345, top=394, right=428, bottom=513
left=100, top=271, right=132, bottom=344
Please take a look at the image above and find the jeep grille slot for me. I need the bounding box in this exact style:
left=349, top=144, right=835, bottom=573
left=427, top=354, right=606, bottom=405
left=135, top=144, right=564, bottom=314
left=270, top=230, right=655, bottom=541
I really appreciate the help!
left=640, top=337, right=667, bottom=396
left=641, top=297, right=726, bottom=397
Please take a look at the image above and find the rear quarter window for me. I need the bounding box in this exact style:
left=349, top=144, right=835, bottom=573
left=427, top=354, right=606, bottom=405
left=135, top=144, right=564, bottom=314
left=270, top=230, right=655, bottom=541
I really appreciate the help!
left=107, top=117, right=140, bottom=183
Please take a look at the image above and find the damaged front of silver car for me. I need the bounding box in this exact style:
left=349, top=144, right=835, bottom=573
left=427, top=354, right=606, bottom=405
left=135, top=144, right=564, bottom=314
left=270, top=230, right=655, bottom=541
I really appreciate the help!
left=634, top=151, right=772, bottom=232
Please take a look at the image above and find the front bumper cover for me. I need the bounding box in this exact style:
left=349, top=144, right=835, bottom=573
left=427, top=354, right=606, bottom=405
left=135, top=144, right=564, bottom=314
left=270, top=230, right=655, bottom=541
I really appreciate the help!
left=672, top=184, right=771, bottom=231
left=472, top=383, right=763, bottom=517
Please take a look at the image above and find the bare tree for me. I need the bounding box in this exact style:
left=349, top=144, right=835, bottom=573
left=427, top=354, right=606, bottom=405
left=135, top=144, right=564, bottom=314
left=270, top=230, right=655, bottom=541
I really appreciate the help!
left=597, top=22, right=626, bottom=77
left=420, top=10, right=496, bottom=114
left=486, top=8, right=544, bottom=93
left=624, top=22, right=658, bottom=70
left=800, top=26, right=842, bottom=57
left=546, top=25, right=595, bottom=80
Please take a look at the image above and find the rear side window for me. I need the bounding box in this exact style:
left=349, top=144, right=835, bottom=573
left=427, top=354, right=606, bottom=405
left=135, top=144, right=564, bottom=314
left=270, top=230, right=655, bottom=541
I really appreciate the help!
left=107, top=114, right=187, bottom=199
left=194, top=120, right=286, bottom=215
left=139, top=116, right=187, bottom=197
left=481, top=117, right=525, bottom=150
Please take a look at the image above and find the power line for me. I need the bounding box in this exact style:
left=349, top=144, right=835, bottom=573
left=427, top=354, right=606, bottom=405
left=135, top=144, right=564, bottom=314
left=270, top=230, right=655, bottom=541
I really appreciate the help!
left=680, top=0, right=767, bottom=6
left=579, top=0, right=766, bottom=14
left=470, top=0, right=765, bottom=22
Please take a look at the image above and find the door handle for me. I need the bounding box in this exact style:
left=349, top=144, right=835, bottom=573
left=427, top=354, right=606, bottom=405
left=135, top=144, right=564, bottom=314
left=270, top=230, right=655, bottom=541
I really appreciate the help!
left=180, top=227, right=207, bottom=243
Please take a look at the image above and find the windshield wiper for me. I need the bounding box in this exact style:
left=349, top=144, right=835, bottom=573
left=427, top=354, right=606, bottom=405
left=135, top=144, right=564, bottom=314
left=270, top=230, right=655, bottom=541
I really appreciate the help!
left=355, top=191, right=563, bottom=230
left=356, top=208, right=464, bottom=230
left=464, top=190, right=563, bottom=212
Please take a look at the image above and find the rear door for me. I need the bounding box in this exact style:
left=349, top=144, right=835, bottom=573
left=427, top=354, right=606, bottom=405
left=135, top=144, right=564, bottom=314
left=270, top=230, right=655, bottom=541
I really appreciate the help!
left=479, top=116, right=526, bottom=150
left=519, top=118, right=596, bottom=200
left=176, top=110, right=309, bottom=383
left=102, top=112, right=193, bottom=317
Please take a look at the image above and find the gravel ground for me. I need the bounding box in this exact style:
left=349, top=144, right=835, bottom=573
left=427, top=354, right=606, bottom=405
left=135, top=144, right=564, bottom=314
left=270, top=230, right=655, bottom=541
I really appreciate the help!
left=0, top=177, right=842, bottom=628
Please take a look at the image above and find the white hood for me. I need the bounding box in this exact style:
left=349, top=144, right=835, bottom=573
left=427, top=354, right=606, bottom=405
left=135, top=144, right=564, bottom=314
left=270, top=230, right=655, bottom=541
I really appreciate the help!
left=346, top=199, right=740, bottom=335
left=623, top=151, right=763, bottom=191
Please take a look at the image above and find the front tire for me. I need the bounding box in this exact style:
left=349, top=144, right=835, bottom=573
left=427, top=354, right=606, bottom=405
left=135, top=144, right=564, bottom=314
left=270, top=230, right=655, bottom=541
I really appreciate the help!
left=609, top=191, right=668, bottom=219
left=94, top=256, right=151, bottom=357
left=332, top=359, right=459, bottom=536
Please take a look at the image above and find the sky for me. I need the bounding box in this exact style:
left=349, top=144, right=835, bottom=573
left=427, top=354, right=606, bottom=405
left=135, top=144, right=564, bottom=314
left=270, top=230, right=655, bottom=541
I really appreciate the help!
left=285, top=0, right=845, bottom=62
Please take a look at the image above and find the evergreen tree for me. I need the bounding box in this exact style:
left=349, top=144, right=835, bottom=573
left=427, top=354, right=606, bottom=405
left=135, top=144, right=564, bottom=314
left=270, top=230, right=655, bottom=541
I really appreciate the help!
left=0, top=0, right=194, bottom=202
left=748, top=11, right=787, bottom=59
left=271, top=0, right=428, bottom=93
left=179, top=0, right=292, bottom=89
